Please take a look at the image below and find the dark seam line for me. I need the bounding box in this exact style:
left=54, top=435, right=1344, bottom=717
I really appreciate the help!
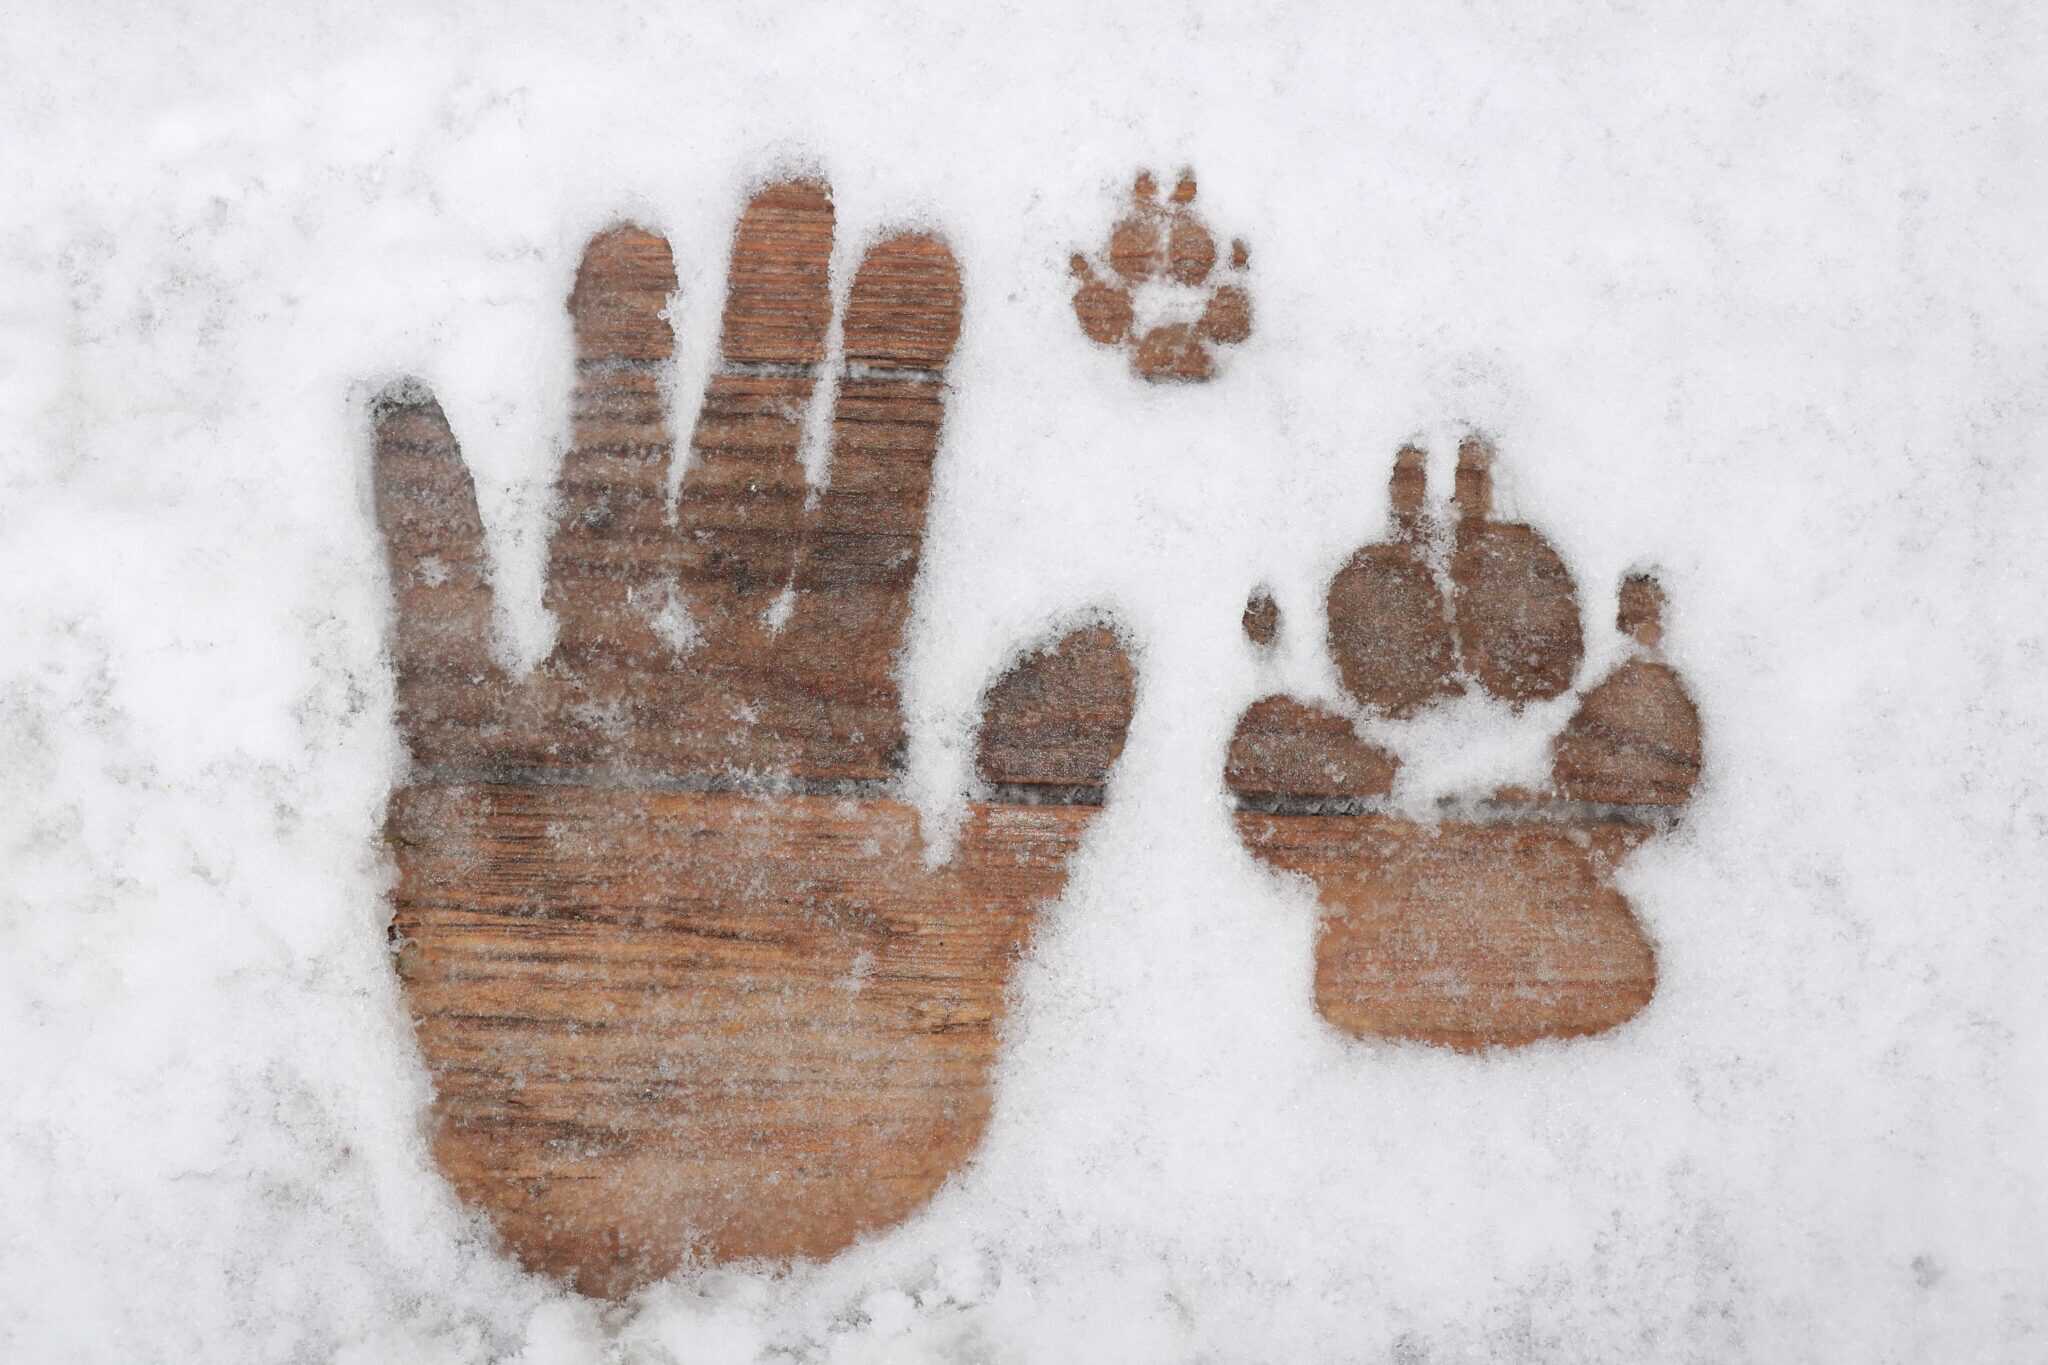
left=411, top=766, right=898, bottom=798
left=578, top=358, right=949, bottom=384
left=409, top=768, right=1098, bottom=806
left=404, top=767, right=1667, bottom=824
left=980, top=782, right=1107, bottom=808
left=1230, top=793, right=1681, bottom=824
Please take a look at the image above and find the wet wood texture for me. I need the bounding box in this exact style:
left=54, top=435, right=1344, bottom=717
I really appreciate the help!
left=1070, top=170, right=1254, bottom=383
left=377, top=171, right=1705, bottom=1297
left=391, top=787, right=1094, bottom=1298
left=379, top=187, right=979, bottom=787
left=376, top=180, right=1135, bottom=1297
left=1236, top=814, right=1658, bottom=1049
left=1227, top=445, right=1703, bottom=1053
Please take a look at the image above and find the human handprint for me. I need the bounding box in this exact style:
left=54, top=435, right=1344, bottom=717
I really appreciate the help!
left=374, top=182, right=1136, bottom=1297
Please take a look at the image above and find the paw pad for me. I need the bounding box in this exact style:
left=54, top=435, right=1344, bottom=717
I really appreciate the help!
left=1071, top=169, right=1252, bottom=383
left=1324, top=437, right=1585, bottom=716
left=1229, top=439, right=1703, bottom=1050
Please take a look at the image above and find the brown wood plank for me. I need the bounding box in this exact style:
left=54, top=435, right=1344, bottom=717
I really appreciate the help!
left=974, top=625, right=1138, bottom=792
left=1069, top=170, right=1254, bottom=383
left=1553, top=658, right=1703, bottom=806
left=1446, top=437, right=1584, bottom=705
left=1326, top=537, right=1459, bottom=717
left=1238, top=813, right=1657, bottom=1050
left=1228, top=440, right=1703, bottom=1053
left=1226, top=695, right=1397, bottom=802
left=375, top=185, right=1138, bottom=1297
left=375, top=194, right=1042, bottom=790
left=391, top=787, right=1091, bottom=1299
left=374, top=166, right=1708, bottom=1297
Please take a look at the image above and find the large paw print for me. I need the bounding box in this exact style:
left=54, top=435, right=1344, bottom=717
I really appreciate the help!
left=1070, top=169, right=1253, bottom=383
left=373, top=181, right=1138, bottom=1296
left=1227, top=439, right=1703, bottom=1049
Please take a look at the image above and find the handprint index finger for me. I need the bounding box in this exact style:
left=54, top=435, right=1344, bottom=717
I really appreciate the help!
left=779, top=231, right=964, bottom=775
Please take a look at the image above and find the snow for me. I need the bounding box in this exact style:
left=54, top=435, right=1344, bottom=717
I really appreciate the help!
left=4, top=0, right=2047, bottom=1359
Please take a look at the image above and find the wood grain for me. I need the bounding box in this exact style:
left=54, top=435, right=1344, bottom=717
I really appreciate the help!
left=377, top=171, right=1708, bottom=1297
left=1447, top=437, right=1584, bottom=705
left=1071, top=169, right=1254, bottom=383
left=1326, top=536, right=1458, bottom=717
left=1226, top=696, right=1397, bottom=803
left=974, top=625, right=1138, bottom=793
left=1237, top=813, right=1657, bottom=1049
left=1553, top=658, right=1702, bottom=806
left=375, top=180, right=1135, bottom=1297
left=1230, top=441, right=1702, bottom=1052
left=391, top=786, right=1092, bottom=1298
left=376, top=192, right=981, bottom=788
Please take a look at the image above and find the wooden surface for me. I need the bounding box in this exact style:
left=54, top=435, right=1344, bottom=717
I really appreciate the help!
left=1241, top=588, right=1279, bottom=648
left=974, top=625, right=1138, bottom=793
left=391, top=787, right=1093, bottom=1298
left=1237, top=814, right=1657, bottom=1049
left=375, top=179, right=1135, bottom=1297
left=1228, top=445, right=1702, bottom=1051
left=376, top=173, right=1704, bottom=1296
left=378, top=185, right=974, bottom=785
left=1070, top=170, right=1253, bottom=383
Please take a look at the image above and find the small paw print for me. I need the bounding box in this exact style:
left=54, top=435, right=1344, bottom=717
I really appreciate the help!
left=1071, top=169, right=1252, bottom=383
left=1227, top=437, right=1704, bottom=1050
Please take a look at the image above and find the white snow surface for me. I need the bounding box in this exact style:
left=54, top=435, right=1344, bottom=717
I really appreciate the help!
left=4, top=2, right=2047, bottom=1360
